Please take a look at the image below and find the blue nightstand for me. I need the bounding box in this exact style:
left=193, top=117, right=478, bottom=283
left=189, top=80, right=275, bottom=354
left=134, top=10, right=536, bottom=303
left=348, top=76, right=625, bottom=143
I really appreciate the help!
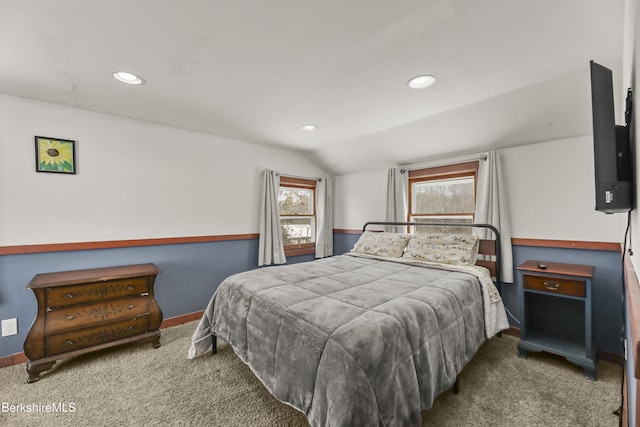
left=517, top=260, right=596, bottom=380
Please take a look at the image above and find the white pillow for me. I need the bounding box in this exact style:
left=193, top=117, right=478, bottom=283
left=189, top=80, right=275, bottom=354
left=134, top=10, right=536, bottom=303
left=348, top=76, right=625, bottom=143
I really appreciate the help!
left=351, top=231, right=411, bottom=258
left=401, top=233, right=480, bottom=265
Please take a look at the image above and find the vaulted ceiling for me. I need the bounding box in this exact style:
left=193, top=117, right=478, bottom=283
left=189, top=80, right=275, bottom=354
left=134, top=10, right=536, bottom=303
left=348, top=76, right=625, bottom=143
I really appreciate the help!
left=0, top=1, right=626, bottom=174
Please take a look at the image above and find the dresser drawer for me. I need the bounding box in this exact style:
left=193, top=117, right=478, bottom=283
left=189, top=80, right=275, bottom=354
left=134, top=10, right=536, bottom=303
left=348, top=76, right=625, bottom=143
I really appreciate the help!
left=45, top=315, right=150, bottom=356
left=46, top=277, right=149, bottom=308
left=523, top=273, right=586, bottom=298
left=45, top=296, right=149, bottom=334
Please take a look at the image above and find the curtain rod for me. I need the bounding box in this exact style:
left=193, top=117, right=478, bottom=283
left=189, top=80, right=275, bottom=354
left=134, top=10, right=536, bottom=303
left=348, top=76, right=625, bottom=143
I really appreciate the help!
left=399, top=152, right=489, bottom=174
left=276, top=172, right=324, bottom=182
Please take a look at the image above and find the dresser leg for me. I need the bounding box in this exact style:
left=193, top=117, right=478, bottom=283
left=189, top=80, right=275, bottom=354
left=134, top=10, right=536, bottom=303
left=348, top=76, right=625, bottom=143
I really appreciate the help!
left=151, top=333, right=161, bottom=349
left=26, top=360, right=56, bottom=383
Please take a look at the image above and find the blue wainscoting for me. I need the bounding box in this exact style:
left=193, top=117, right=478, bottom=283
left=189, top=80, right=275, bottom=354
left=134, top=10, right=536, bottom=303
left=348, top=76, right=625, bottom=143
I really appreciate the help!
left=1, top=233, right=623, bottom=361
left=0, top=239, right=262, bottom=358
left=334, top=232, right=360, bottom=255
left=0, top=237, right=321, bottom=359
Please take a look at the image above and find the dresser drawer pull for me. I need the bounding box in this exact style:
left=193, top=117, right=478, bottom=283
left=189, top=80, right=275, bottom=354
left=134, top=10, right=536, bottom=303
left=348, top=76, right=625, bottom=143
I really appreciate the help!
left=128, top=326, right=135, bottom=331
left=66, top=315, right=74, bottom=321
left=66, top=293, right=75, bottom=299
left=544, top=281, right=560, bottom=291
left=66, top=339, right=74, bottom=345
left=127, top=304, right=134, bottom=309
left=128, top=285, right=134, bottom=290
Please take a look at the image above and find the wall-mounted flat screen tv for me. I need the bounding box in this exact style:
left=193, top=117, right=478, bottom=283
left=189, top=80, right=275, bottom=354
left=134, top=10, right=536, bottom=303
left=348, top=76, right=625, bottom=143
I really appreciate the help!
left=590, top=60, right=634, bottom=214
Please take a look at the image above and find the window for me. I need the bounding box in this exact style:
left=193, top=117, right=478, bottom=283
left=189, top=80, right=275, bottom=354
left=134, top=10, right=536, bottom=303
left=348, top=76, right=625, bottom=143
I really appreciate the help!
left=408, top=161, right=479, bottom=234
left=278, top=176, right=316, bottom=256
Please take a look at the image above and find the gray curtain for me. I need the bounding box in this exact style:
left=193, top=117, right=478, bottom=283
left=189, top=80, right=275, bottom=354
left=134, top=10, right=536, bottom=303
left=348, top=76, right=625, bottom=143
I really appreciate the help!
left=258, top=169, right=286, bottom=266
left=475, top=151, right=514, bottom=283
left=315, top=177, right=334, bottom=258
left=385, top=168, right=409, bottom=232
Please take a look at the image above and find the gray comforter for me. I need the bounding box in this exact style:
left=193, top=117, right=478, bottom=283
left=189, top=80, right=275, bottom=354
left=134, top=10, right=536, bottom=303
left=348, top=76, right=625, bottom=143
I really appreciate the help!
left=188, top=254, right=508, bottom=426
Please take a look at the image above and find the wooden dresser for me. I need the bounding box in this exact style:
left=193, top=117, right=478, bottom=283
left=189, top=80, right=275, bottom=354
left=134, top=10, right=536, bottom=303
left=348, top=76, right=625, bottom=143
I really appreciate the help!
left=23, top=263, right=162, bottom=383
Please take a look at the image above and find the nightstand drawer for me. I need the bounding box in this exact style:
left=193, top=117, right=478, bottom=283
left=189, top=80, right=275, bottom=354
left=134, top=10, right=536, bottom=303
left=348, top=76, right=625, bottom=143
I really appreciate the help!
left=45, top=315, right=150, bottom=356
left=523, top=274, right=585, bottom=298
left=46, top=277, right=149, bottom=308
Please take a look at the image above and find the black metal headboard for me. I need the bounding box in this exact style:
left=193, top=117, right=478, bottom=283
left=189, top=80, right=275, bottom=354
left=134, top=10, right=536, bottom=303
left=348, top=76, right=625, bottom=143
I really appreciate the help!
left=361, top=221, right=502, bottom=288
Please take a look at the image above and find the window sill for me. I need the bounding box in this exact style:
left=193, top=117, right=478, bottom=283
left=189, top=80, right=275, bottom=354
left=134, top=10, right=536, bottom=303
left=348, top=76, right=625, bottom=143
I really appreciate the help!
left=284, top=245, right=316, bottom=257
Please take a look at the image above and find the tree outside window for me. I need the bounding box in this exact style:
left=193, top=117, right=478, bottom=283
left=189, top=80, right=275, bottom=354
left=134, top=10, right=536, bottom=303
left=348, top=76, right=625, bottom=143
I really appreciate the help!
left=409, top=161, right=479, bottom=234
left=278, top=176, right=316, bottom=256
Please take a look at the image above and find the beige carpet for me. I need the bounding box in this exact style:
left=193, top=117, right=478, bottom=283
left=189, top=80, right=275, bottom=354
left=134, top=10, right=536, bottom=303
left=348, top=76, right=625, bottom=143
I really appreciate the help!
left=0, top=321, right=622, bottom=426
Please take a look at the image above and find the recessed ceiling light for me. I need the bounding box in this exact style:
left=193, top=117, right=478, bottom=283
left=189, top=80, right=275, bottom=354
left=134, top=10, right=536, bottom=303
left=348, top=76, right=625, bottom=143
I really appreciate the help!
left=407, top=74, right=436, bottom=89
left=301, top=124, right=318, bottom=132
left=112, top=71, right=145, bottom=85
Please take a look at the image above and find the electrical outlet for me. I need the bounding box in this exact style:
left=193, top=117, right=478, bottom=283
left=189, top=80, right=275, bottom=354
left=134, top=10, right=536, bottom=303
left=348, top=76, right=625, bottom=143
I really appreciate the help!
left=1, top=318, right=18, bottom=337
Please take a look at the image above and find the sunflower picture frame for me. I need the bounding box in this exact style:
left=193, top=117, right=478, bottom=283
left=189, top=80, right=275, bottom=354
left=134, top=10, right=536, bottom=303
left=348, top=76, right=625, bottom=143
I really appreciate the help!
left=35, top=136, right=76, bottom=174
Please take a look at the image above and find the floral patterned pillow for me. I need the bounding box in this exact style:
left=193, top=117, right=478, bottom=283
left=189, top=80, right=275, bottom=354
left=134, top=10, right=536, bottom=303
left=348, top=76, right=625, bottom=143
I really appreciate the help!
left=351, top=231, right=411, bottom=258
left=401, top=233, right=480, bottom=265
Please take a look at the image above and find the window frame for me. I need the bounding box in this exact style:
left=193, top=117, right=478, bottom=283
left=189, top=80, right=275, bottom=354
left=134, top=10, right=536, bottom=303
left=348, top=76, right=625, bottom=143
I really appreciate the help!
left=407, top=160, right=480, bottom=232
left=278, top=176, right=317, bottom=257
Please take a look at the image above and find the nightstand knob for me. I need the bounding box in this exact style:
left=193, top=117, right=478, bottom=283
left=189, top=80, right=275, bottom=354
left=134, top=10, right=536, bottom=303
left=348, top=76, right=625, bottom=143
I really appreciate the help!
left=543, top=281, right=560, bottom=291
left=66, top=339, right=74, bottom=345
left=128, top=326, right=134, bottom=331
left=127, top=285, right=134, bottom=290
left=127, top=304, right=134, bottom=309
left=66, top=293, right=75, bottom=299
left=66, top=315, right=74, bottom=320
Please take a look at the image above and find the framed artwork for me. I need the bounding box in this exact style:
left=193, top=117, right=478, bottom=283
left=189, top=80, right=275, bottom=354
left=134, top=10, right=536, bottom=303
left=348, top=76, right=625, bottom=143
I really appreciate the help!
left=35, top=136, right=76, bottom=174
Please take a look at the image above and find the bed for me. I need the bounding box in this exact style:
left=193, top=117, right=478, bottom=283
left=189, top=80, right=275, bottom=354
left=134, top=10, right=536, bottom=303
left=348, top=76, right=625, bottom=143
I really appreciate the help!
left=188, top=222, right=509, bottom=426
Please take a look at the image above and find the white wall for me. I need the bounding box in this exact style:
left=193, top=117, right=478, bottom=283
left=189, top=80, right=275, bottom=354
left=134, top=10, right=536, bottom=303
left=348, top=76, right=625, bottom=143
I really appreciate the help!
left=501, top=136, right=627, bottom=241
left=626, top=0, right=640, bottom=265
left=0, top=94, right=327, bottom=246
left=335, top=136, right=628, bottom=243
left=2, top=93, right=628, bottom=246
left=621, top=2, right=638, bottom=425
left=334, top=168, right=388, bottom=230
